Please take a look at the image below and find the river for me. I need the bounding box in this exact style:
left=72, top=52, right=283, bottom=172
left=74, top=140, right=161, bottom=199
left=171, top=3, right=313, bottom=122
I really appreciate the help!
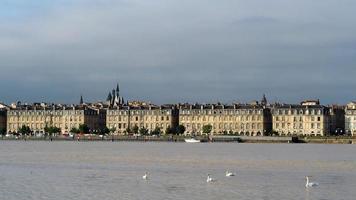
left=0, top=141, right=355, bottom=200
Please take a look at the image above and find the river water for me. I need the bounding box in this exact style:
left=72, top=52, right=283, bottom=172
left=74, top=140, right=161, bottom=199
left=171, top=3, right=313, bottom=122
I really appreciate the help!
left=0, top=141, right=355, bottom=200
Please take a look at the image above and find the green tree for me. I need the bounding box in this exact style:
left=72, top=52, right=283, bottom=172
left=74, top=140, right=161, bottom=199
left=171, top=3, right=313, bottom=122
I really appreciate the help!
left=70, top=127, right=80, bottom=134
left=109, top=127, right=116, bottom=135
left=176, top=125, right=186, bottom=135
left=44, top=126, right=61, bottom=136
left=78, top=124, right=90, bottom=134
left=151, top=127, right=162, bottom=136
left=265, top=130, right=278, bottom=136
left=125, top=127, right=131, bottom=134
left=202, top=124, right=212, bottom=134
left=0, top=127, right=6, bottom=137
left=132, top=125, right=139, bottom=134
left=53, top=127, right=61, bottom=133
left=139, top=127, right=149, bottom=135
left=165, top=126, right=174, bottom=135
left=99, top=126, right=110, bottom=135
left=18, top=125, right=32, bottom=135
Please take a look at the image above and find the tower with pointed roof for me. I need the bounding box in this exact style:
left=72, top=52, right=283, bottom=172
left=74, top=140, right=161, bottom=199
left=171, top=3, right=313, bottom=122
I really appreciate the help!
left=106, top=92, right=112, bottom=102
left=106, top=83, right=125, bottom=107
left=116, top=83, right=120, bottom=98
left=261, top=94, right=267, bottom=106
left=80, top=95, right=84, bottom=105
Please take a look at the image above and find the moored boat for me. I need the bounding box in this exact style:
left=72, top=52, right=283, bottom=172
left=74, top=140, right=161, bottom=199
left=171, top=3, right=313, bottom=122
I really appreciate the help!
left=184, top=138, right=201, bottom=143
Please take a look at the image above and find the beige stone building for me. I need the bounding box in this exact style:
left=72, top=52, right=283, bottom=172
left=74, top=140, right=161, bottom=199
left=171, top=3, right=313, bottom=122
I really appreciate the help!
left=106, top=105, right=179, bottom=135
left=179, top=103, right=272, bottom=136
left=6, top=103, right=100, bottom=134
left=345, top=102, right=356, bottom=136
left=271, top=101, right=331, bottom=136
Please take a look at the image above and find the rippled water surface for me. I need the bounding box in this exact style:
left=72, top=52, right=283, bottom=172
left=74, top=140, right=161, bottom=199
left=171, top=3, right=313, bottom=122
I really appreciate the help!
left=1, top=141, right=356, bottom=200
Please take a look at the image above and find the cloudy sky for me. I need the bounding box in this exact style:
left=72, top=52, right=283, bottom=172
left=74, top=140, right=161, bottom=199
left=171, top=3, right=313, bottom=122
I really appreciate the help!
left=1, top=0, right=355, bottom=105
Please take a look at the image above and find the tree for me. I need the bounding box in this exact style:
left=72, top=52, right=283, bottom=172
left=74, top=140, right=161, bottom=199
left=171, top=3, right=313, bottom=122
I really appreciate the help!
left=99, top=126, right=110, bottom=135
left=78, top=124, right=90, bottom=134
left=54, top=127, right=61, bottom=134
left=151, top=127, right=162, bottom=136
left=139, top=127, right=149, bottom=135
left=176, top=125, right=186, bottom=135
left=70, top=127, right=80, bottom=134
left=44, top=126, right=61, bottom=136
left=202, top=124, right=212, bottom=134
left=132, top=125, right=139, bottom=134
left=165, top=126, right=174, bottom=135
left=0, top=127, right=6, bottom=137
left=125, top=127, right=131, bottom=134
left=18, top=125, right=32, bottom=135
left=109, top=127, right=116, bottom=135
left=265, top=130, right=278, bottom=136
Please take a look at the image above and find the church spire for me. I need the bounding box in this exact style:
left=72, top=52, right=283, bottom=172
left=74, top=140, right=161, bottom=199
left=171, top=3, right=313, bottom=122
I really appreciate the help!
left=106, top=92, right=112, bottom=102
left=261, top=94, right=267, bottom=106
left=80, top=95, right=84, bottom=105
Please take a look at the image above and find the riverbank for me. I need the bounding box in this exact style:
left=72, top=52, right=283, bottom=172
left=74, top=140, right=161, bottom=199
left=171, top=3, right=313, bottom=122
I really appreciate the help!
left=1, top=135, right=355, bottom=144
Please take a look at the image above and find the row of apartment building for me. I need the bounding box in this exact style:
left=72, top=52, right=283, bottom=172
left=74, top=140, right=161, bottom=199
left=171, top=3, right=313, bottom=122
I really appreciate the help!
left=0, top=100, right=356, bottom=136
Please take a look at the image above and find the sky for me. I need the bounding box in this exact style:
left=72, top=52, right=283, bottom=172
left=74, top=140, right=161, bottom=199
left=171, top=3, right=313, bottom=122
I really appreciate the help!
left=0, top=0, right=356, bottom=105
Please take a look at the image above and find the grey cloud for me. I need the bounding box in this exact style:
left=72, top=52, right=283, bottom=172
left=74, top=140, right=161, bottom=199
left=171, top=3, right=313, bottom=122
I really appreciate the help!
left=1, top=0, right=356, bottom=105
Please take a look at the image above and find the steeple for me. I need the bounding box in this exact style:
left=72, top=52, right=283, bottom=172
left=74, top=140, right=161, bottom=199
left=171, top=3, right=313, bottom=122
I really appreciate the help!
left=112, top=89, right=116, bottom=98
left=114, top=93, right=119, bottom=106
left=111, top=89, right=116, bottom=105
left=106, top=92, right=112, bottom=102
left=80, top=95, right=84, bottom=105
left=261, top=94, right=267, bottom=106
left=105, top=83, right=125, bottom=107
left=116, top=83, right=120, bottom=97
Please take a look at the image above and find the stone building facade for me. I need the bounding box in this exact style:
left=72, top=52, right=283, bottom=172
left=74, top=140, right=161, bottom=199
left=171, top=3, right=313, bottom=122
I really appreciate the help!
left=179, top=103, right=272, bottom=136
left=106, top=105, right=179, bottom=135
left=6, top=103, right=100, bottom=134
left=271, top=101, right=331, bottom=136
left=345, top=102, right=356, bottom=136
left=329, top=105, right=345, bottom=135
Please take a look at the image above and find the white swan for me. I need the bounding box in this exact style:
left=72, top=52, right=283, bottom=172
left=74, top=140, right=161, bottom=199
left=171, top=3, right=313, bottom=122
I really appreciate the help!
left=305, top=176, right=319, bottom=188
left=142, top=172, right=149, bottom=180
left=206, top=174, right=215, bottom=183
left=225, top=171, right=236, bottom=177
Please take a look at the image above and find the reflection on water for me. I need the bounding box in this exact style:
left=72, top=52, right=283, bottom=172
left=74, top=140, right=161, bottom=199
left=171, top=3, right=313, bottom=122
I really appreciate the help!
left=0, top=141, right=356, bottom=200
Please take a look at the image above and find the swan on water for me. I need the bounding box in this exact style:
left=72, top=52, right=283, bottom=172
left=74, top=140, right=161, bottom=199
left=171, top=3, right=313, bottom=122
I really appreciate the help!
left=206, top=174, right=215, bottom=183
left=305, top=176, right=319, bottom=188
left=225, top=171, right=236, bottom=177
left=142, top=172, right=149, bottom=180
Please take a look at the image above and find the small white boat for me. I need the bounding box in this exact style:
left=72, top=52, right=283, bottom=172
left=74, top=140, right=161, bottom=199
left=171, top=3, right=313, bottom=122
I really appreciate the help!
left=184, top=138, right=201, bottom=143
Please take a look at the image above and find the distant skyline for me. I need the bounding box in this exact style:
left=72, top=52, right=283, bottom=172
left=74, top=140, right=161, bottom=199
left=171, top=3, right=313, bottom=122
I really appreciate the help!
left=1, top=0, right=356, bottom=105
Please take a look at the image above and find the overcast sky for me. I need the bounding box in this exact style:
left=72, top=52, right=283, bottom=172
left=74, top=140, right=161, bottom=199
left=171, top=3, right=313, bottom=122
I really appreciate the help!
left=1, top=0, right=355, bottom=105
